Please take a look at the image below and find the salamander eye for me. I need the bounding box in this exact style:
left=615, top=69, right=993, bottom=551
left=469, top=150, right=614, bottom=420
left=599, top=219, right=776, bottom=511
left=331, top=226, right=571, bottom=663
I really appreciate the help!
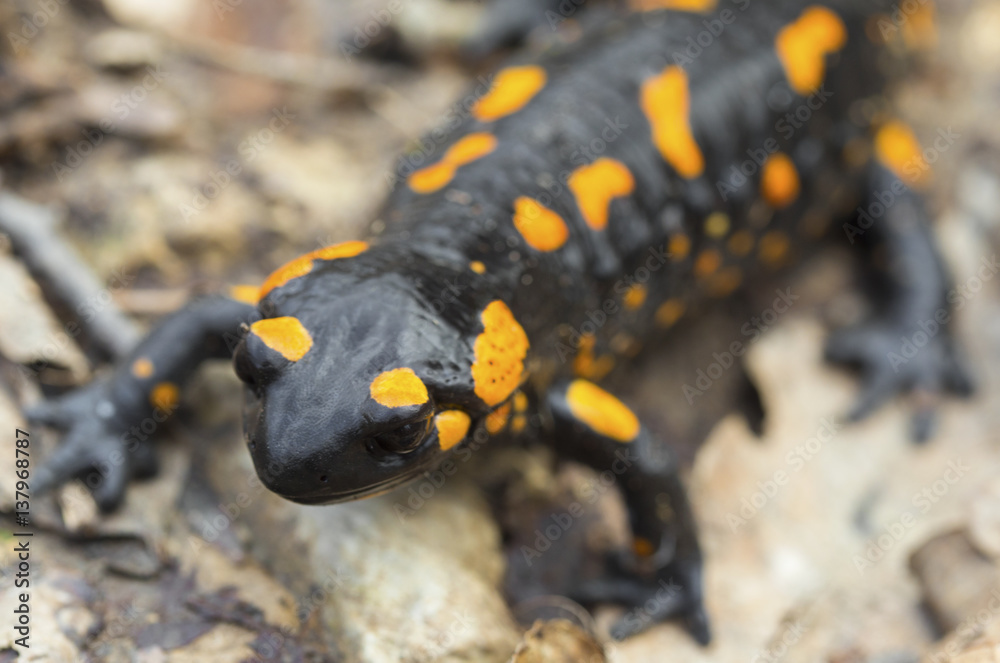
left=371, top=417, right=432, bottom=455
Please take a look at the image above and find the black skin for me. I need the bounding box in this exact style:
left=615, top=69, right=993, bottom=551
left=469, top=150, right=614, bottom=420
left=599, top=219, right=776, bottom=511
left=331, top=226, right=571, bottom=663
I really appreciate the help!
left=27, top=0, right=971, bottom=644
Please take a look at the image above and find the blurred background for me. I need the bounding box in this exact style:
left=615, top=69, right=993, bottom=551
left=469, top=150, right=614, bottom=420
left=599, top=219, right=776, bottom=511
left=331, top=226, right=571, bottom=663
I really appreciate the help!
left=2, top=0, right=1000, bottom=661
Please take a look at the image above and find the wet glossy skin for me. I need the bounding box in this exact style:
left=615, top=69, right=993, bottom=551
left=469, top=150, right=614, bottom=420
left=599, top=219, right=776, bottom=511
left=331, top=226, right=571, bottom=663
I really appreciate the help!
left=29, top=0, right=965, bottom=643
left=238, top=1, right=883, bottom=504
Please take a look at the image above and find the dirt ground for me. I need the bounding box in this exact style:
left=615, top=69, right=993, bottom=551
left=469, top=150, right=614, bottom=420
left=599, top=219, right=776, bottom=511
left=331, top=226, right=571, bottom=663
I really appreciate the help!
left=2, top=0, right=1000, bottom=661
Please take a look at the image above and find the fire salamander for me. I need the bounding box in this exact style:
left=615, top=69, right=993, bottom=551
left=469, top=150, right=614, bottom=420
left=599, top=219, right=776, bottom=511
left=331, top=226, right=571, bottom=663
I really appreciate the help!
left=28, top=0, right=972, bottom=644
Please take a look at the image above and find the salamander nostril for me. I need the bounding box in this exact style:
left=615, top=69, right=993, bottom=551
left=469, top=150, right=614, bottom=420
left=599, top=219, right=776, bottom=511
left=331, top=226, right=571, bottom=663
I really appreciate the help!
left=319, top=475, right=328, bottom=483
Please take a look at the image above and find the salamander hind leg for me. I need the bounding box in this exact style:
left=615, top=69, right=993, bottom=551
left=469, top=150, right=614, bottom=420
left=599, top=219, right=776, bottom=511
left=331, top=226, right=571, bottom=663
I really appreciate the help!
left=545, top=379, right=709, bottom=644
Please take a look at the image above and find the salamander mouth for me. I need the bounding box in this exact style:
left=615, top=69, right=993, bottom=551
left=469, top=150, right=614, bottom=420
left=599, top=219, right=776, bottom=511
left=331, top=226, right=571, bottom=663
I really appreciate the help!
left=276, top=464, right=434, bottom=505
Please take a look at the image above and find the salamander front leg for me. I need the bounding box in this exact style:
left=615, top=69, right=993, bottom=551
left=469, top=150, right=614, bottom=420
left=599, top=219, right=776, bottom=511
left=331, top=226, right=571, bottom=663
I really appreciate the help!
left=545, top=379, right=709, bottom=644
left=27, top=295, right=257, bottom=511
left=828, top=163, right=974, bottom=440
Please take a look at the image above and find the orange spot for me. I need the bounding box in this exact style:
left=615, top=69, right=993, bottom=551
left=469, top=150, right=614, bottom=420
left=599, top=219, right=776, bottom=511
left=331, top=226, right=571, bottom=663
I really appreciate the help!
left=512, top=197, right=570, bottom=252
left=131, top=357, right=155, bottom=379
left=640, top=66, right=704, bottom=178
left=624, top=284, right=647, bottom=311
left=472, top=301, right=530, bottom=407
left=758, top=231, right=790, bottom=267
left=655, top=299, right=685, bottom=328
left=486, top=402, right=511, bottom=434
left=435, top=410, right=471, bottom=451
left=511, top=415, right=527, bottom=433
left=229, top=284, right=260, bottom=305
left=901, top=1, right=937, bottom=50
left=514, top=391, right=529, bottom=413
left=573, top=333, right=615, bottom=381
left=760, top=153, right=800, bottom=208
left=568, top=158, right=635, bottom=231
left=704, top=212, right=730, bottom=238
left=260, top=241, right=368, bottom=298
left=776, top=6, right=848, bottom=94
left=565, top=379, right=640, bottom=442
left=705, top=266, right=743, bottom=297
left=250, top=317, right=314, bottom=362
left=150, top=382, right=180, bottom=412
left=633, top=537, right=656, bottom=557
left=370, top=368, right=429, bottom=408
left=408, top=133, right=498, bottom=194
left=694, top=249, right=721, bottom=277
left=469, top=261, right=486, bottom=274
left=874, top=121, right=929, bottom=187
left=630, top=0, right=716, bottom=11
left=669, top=234, right=691, bottom=260
left=727, top=230, right=755, bottom=256
left=472, top=66, right=547, bottom=122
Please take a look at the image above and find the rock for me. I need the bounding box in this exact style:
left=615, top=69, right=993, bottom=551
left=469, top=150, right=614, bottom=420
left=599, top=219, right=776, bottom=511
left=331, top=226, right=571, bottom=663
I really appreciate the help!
left=85, top=29, right=164, bottom=72
left=910, top=530, right=1000, bottom=635
left=509, top=620, right=606, bottom=663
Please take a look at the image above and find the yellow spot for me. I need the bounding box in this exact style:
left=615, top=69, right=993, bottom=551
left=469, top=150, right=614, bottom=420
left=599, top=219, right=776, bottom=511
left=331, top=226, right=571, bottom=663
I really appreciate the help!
left=472, top=301, right=530, bottom=407
left=565, top=379, right=640, bottom=443
left=472, top=66, right=547, bottom=122
left=511, top=415, right=527, bottom=433
left=633, top=537, right=656, bottom=557
left=640, top=66, right=704, bottom=178
left=250, top=317, right=314, bottom=362
left=513, top=197, right=570, bottom=252
left=469, top=261, right=486, bottom=274
left=131, top=358, right=155, bottom=379
left=229, top=284, right=260, bottom=305
left=624, top=284, right=647, bottom=311
left=758, top=231, right=790, bottom=267
left=655, top=299, right=685, bottom=328
left=370, top=368, right=429, bottom=408
left=573, top=333, right=615, bottom=381
left=486, top=403, right=511, bottom=434
left=706, top=266, right=743, bottom=297
left=776, top=6, right=848, bottom=94
left=435, top=410, right=471, bottom=451
left=408, top=133, right=498, bottom=194
left=630, top=0, right=716, bottom=11
left=760, top=153, right=800, bottom=209
left=514, top=391, right=529, bottom=413
left=693, top=249, right=721, bottom=277
left=874, top=121, right=929, bottom=188
left=727, top=230, right=755, bottom=256
left=568, top=158, right=635, bottom=231
left=669, top=234, right=691, bottom=260
left=704, top=212, right=730, bottom=238
left=150, top=382, right=180, bottom=412
left=260, top=241, right=368, bottom=298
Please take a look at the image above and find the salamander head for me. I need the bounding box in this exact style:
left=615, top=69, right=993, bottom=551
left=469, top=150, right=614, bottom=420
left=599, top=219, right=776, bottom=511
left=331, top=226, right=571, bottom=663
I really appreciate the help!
left=233, top=254, right=528, bottom=505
